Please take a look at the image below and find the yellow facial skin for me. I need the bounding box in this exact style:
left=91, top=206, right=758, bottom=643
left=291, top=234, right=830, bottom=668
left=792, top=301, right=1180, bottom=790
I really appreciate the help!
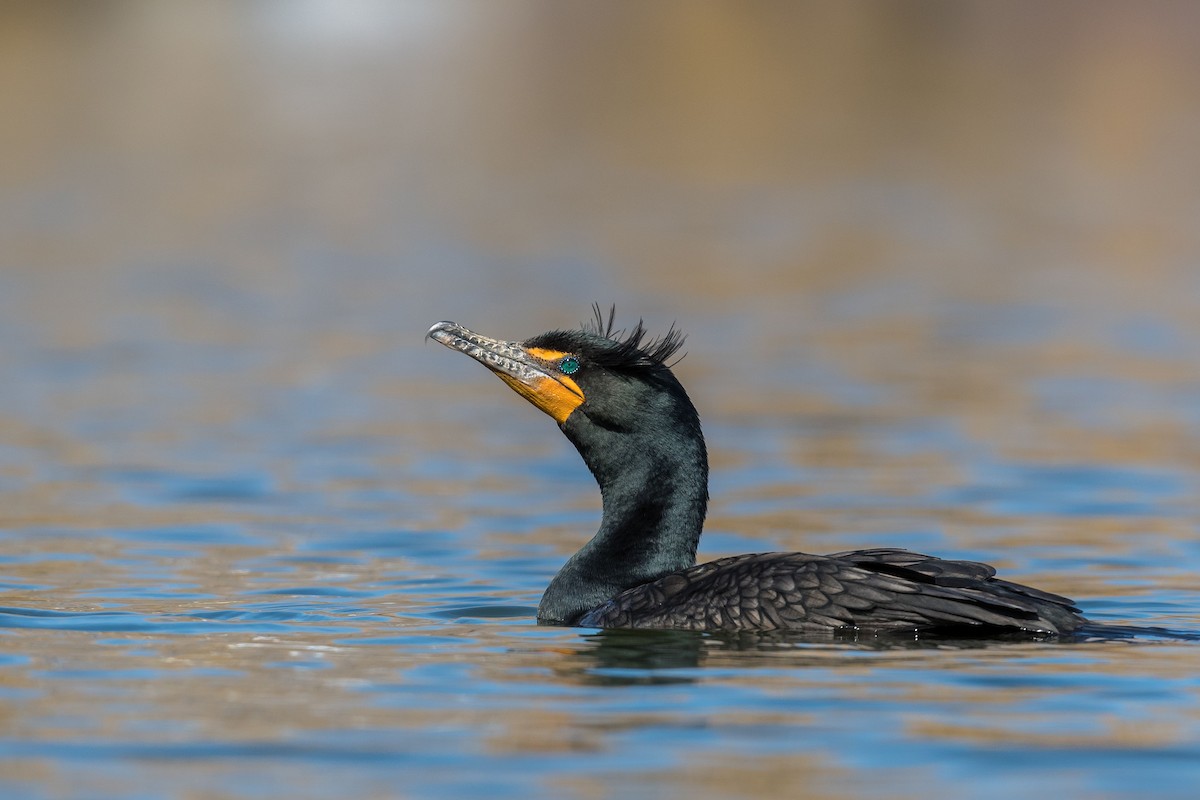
left=426, top=322, right=586, bottom=425
left=497, top=347, right=583, bottom=424
left=494, top=372, right=582, bottom=424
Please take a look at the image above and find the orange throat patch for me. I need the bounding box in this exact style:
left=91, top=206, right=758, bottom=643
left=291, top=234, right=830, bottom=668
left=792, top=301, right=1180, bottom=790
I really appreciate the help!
left=494, top=371, right=583, bottom=424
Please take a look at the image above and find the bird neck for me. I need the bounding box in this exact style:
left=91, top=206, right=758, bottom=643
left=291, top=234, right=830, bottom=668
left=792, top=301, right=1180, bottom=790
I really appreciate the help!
left=538, top=411, right=709, bottom=624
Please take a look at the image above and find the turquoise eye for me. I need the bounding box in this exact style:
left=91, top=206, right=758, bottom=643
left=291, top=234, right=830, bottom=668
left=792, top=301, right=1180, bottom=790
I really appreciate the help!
left=559, top=356, right=580, bottom=375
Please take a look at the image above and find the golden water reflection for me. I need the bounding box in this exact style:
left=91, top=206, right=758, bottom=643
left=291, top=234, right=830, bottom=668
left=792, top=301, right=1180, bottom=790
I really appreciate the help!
left=3, top=3, right=1200, bottom=799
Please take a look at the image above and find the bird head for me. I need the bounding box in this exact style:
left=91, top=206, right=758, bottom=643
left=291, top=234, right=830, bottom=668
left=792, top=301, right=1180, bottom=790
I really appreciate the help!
left=426, top=306, right=693, bottom=435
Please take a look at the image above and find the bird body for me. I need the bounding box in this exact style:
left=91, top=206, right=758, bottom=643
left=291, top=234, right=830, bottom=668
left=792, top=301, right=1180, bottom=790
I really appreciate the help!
left=428, top=309, right=1085, bottom=635
left=578, top=549, right=1082, bottom=633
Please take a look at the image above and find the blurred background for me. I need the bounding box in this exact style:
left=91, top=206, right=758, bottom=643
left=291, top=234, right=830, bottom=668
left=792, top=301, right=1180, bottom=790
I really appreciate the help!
left=4, top=0, right=1200, bottom=533
left=3, top=3, right=1200, bottom=798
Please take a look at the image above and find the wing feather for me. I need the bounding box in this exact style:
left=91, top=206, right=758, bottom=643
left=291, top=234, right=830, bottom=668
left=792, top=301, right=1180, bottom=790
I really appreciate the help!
left=577, top=549, right=1084, bottom=634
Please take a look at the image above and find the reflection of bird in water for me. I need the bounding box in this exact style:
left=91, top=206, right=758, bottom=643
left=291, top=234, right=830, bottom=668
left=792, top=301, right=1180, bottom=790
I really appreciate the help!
left=428, top=308, right=1086, bottom=636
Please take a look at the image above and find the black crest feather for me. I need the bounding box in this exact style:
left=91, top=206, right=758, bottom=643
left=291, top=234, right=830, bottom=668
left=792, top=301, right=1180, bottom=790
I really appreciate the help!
left=525, top=304, right=687, bottom=372
left=581, top=304, right=687, bottom=370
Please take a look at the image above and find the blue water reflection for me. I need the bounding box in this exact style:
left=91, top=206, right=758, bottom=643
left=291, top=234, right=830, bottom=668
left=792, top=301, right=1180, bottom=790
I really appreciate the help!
left=4, top=3, right=1200, bottom=800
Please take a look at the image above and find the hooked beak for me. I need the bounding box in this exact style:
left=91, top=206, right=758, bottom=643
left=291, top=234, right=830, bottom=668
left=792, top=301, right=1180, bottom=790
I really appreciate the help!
left=427, top=321, right=584, bottom=424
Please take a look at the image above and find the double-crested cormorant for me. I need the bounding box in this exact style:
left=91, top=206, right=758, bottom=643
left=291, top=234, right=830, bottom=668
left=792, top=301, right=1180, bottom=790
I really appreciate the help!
left=427, top=309, right=1086, bottom=635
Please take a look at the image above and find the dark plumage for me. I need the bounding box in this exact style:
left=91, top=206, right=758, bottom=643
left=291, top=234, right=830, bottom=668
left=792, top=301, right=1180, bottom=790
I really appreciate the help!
left=536, top=304, right=690, bottom=370
left=427, top=308, right=1086, bottom=635
left=579, top=550, right=1082, bottom=633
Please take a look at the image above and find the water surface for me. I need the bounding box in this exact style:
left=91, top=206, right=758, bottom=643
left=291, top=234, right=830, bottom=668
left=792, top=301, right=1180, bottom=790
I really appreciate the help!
left=3, top=4, right=1200, bottom=799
